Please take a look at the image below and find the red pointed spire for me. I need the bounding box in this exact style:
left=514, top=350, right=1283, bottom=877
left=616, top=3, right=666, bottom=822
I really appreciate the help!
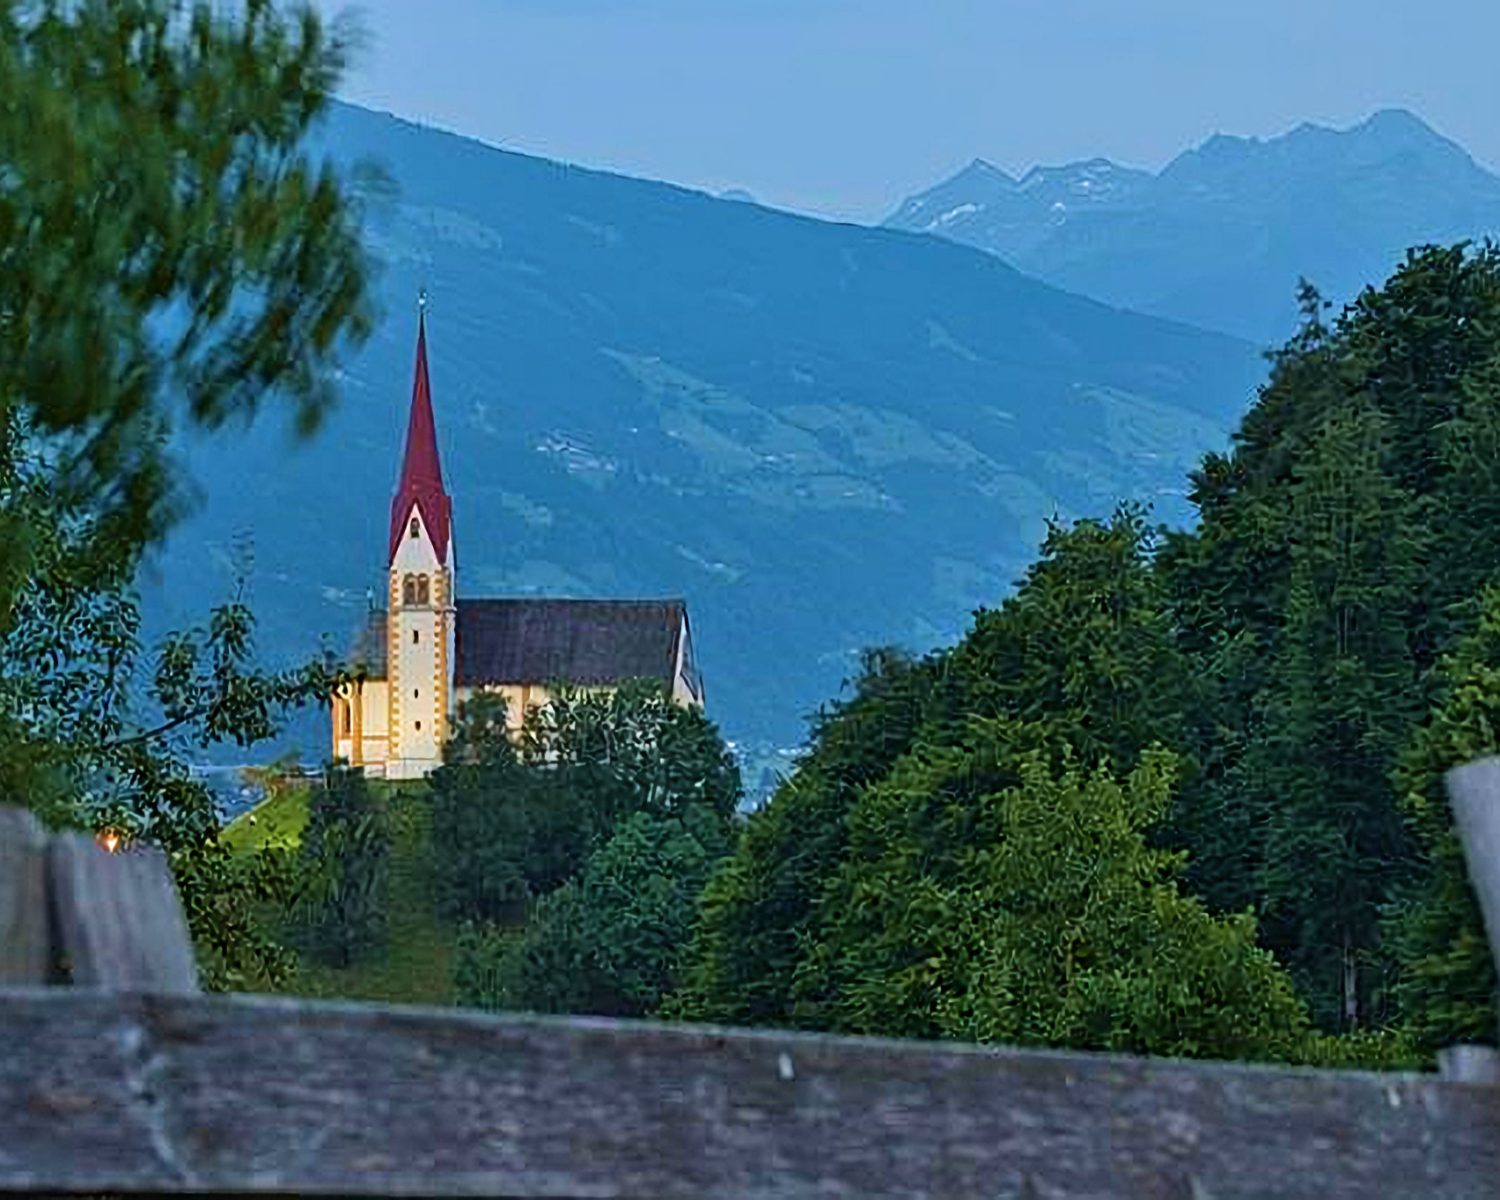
left=389, top=302, right=453, bottom=566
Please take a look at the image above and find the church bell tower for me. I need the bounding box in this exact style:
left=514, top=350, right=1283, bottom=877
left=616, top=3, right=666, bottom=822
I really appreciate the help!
left=385, top=299, right=456, bottom=779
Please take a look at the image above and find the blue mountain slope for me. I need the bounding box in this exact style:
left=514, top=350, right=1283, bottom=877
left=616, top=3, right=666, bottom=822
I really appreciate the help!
left=147, top=102, right=1260, bottom=755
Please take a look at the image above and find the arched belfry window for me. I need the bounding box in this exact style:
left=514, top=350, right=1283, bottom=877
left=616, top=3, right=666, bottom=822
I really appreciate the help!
left=416, top=575, right=431, bottom=606
left=402, top=574, right=417, bottom=606
left=409, top=516, right=420, bottom=540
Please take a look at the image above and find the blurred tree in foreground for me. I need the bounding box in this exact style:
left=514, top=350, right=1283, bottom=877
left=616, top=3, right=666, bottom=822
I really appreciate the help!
left=0, top=0, right=374, bottom=985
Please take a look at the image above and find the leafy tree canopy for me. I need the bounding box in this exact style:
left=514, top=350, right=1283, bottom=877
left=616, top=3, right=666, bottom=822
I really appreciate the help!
left=676, top=647, right=951, bottom=1027
left=0, top=0, right=373, bottom=563
left=433, top=682, right=741, bottom=924
left=459, top=809, right=729, bottom=1018
left=792, top=724, right=1311, bottom=1061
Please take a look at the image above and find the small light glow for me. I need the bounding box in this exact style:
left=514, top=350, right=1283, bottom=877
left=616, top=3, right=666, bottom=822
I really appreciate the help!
left=97, top=829, right=122, bottom=854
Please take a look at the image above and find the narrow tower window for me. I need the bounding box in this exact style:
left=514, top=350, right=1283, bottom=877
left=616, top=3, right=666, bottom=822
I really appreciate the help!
left=415, top=720, right=422, bottom=732
left=409, top=516, right=420, bottom=539
left=412, top=630, right=420, bottom=645
left=413, top=688, right=420, bottom=700
left=417, top=575, right=431, bottom=605
left=402, top=575, right=417, bottom=606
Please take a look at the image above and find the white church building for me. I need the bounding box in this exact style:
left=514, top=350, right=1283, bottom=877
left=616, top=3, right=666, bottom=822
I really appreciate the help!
left=330, top=308, right=704, bottom=780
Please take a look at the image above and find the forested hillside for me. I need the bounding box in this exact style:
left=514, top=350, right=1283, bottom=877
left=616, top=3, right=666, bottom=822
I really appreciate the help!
left=272, top=244, right=1500, bottom=1065
left=671, top=244, right=1500, bottom=1056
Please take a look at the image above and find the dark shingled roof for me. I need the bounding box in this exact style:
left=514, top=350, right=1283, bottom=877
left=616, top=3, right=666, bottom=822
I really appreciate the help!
left=347, top=599, right=688, bottom=688
left=455, top=598, right=685, bottom=687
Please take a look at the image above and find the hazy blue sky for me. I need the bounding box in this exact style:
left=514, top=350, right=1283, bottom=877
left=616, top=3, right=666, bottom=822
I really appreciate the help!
left=319, top=0, right=1500, bottom=221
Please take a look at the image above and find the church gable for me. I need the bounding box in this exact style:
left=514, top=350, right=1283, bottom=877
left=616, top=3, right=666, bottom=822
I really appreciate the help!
left=455, top=598, right=686, bottom=689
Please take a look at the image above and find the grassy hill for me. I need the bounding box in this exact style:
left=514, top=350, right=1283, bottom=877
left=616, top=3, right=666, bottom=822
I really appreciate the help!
left=223, top=785, right=456, bottom=1005
left=148, top=101, right=1261, bottom=757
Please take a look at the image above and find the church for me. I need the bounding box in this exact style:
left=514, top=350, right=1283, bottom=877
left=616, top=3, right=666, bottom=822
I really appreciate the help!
left=330, top=308, right=704, bottom=780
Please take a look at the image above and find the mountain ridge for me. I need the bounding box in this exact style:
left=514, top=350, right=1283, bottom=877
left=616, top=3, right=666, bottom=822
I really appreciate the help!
left=886, top=109, right=1500, bottom=343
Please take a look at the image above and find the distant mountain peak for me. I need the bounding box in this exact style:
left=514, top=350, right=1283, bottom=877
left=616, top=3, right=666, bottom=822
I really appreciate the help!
left=885, top=158, right=1017, bottom=228
left=1356, top=107, right=1439, bottom=138
left=957, top=157, right=1014, bottom=184
left=1192, top=130, right=1257, bottom=157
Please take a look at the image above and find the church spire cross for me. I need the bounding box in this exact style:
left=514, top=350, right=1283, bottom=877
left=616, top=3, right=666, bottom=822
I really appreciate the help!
left=389, top=302, right=453, bottom=567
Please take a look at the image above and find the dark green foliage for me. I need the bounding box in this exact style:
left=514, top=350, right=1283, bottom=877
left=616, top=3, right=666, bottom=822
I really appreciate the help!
left=430, top=683, right=740, bottom=924
left=676, top=647, right=952, bottom=1026
left=792, top=729, right=1311, bottom=1061
left=292, top=765, right=390, bottom=969
left=521, top=679, right=744, bottom=825
left=457, top=810, right=730, bottom=1017
left=428, top=693, right=540, bottom=922
left=1, top=423, right=345, bottom=987
left=1158, top=248, right=1500, bottom=1035
left=1243, top=400, right=1423, bottom=1028
left=1429, top=357, right=1500, bottom=651
left=676, top=244, right=1500, bottom=1058
left=452, top=922, right=525, bottom=1010
left=951, top=503, right=1189, bottom=770
left=1387, top=584, right=1500, bottom=1052
left=679, top=505, right=1187, bottom=1029
left=446, top=683, right=741, bottom=1017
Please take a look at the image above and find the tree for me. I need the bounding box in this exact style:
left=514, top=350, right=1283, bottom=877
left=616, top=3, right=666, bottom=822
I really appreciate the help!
left=1244, top=400, right=1424, bottom=1029
left=790, top=724, right=1311, bottom=1062
left=521, top=679, right=743, bottom=824
left=292, top=764, right=389, bottom=969
left=1155, top=284, right=1339, bottom=917
left=446, top=682, right=742, bottom=1017
left=952, top=503, right=1190, bottom=772
left=678, top=505, right=1192, bottom=1030
left=0, top=0, right=374, bottom=984
left=1387, top=583, right=1500, bottom=1053
left=0, top=431, right=344, bottom=986
left=457, top=809, right=730, bottom=1017
left=1428, top=356, right=1500, bottom=649
left=1158, top=252, right=1500, bottom=1032
left=675, top=647, right=952, bottom=1026
left=427, top=693, right=539, bottom=923
left=0, top=0, right=373, bottom=569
